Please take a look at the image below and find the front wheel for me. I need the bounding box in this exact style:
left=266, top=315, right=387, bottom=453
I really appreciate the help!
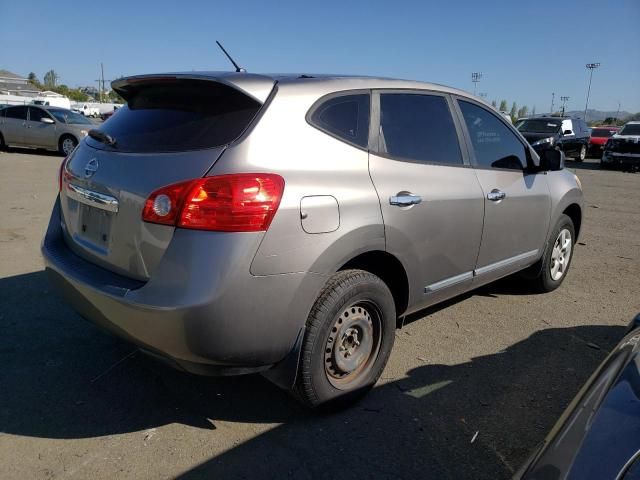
left=527, top=214, right=575, bottom=292
left=59, top=135, right=77, bottom=156
left=294, top=269, right=396, bottom=409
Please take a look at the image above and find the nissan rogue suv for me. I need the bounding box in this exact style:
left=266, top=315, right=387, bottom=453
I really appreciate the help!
left=42, top=72, right=584, bottom=408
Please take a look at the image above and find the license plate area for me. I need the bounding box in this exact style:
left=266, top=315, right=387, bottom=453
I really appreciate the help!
left=78, top=204, right=113, bottom=250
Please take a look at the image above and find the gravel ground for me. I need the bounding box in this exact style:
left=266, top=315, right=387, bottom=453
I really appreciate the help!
left=0, top=149, right=638, bottom=479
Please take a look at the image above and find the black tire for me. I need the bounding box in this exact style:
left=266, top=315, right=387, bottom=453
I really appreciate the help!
left=575, top=144, right=586, bottom=162
left=526, top=214, right=575, bottom=292
left=59, top=135, right=77, bottom=156
left=0, top=132, right=5, bottom=151
left=294, top=269, right=396, bottom=409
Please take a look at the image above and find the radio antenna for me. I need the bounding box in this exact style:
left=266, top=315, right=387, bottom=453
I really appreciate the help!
left=216, top=41, right=246, bottom=73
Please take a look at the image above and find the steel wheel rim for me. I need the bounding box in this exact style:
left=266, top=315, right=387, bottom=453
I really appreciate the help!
left=550, top=228, right=572, bottom=281
left=580, top=145, right=586, bottom=161
left=62, top=138, right=76, bottom=155
left=324, top=301, right=382, bottom=389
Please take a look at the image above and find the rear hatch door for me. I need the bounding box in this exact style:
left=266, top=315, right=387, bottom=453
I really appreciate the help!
left=59, top=75, right=274, bottom=281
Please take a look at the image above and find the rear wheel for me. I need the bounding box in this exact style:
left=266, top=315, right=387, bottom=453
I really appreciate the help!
left=0, top=132, right=5, bottom=150
left=576, top=144, right=586, bottom=162
left=295, top=269, right=395, bottom=409
left=59, top=135, right=77, bottom=156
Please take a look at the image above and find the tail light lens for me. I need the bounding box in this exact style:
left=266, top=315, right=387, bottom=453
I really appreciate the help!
left=142, top=174, right=285, bottom=232
left=58, top=156, right=69, bottom=192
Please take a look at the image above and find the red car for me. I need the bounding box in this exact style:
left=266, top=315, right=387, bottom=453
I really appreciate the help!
left=588, top=126, right=619, bottom=157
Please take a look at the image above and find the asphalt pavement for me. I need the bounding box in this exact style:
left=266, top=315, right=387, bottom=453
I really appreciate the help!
left=0, top=149, right=638, bottom=479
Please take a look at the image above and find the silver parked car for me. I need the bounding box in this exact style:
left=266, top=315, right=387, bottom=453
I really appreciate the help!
left=0, top=105, right=92, bottom=155
left=42, top=72, right=583, bottom=408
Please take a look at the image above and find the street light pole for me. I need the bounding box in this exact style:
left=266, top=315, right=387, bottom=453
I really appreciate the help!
left=471, top=72, right=482, bottom=96
left=584, top=63, right=600, bottom=122
left=560, top=96, right=569, bottom=116
left=550, top=92, right=555, bottom=115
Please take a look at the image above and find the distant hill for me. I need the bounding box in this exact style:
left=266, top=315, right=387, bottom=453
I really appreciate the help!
left=562, top=109, right=632, bottom=122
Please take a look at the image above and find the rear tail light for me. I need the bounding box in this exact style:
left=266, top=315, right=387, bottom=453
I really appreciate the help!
left=58, top=155, right=69, bottom=192
left=142, top=174, right=285, bottom=232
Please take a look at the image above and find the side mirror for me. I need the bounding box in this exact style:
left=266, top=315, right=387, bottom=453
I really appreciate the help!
left=40, top=117, right=54, bottom=124
left=540, top=148, right=565, bottom=171
left=563, top=129, right=573, bottom=135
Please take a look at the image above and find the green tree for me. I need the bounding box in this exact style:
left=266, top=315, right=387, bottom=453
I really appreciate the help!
left=510, top=102, right=518, bottom=121
left=499, top=100, right=508, bottom=111
left=517, top=106, right=529, bottom=118
left=107, top=89, right=125, bottom=103
left=491, top=100, right=497, bottom=108
left=27, top=72, right=39, bottom=84
left=43, top=69, right=58, bottom=88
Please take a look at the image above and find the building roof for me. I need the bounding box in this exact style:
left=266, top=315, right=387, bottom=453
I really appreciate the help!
left=0, top=70, right=28, bottom=84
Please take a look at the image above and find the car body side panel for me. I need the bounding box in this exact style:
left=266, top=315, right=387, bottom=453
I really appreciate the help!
left=545, top=169, right=584, bottom=239
left=211, top=82, right=385, bottom=279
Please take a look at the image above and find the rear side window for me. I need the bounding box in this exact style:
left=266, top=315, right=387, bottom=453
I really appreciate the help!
left=379, top=93, right=462, bottom=165
left=5, top=106, right=27, bottom=120
left=89, top=79, right=262, bottom=153
left=309, top=93, right=370, bottom=148
left=458, top=100, right=527, bottom=170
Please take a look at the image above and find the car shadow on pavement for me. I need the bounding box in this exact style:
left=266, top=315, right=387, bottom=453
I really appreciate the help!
left=0, top=270, right=625, bottom=479
left=1, top=146, right=62, bottom=157
left=565, top=159, right=602, bottom=171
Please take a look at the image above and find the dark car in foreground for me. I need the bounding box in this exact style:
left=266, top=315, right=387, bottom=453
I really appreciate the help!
left=588, top=125, right=619, bottom=158
left=516, top=117, right=590, bottom=161
left=602, top=121, right=640, bottom=171
left=516, top=314, right=640, bottom=480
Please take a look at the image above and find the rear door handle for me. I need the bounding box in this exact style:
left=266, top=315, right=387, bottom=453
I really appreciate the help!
left=487, top=189, right=506, bottom=202
left=389, top=193, right=422, bottom=207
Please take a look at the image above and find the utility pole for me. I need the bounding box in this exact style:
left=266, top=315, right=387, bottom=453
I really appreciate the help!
left=584, top=63, right=600, bottom=122
left=471, top=72, right=482, bottom=96
left=614, top=100, right=621, bottom=125
left=560, top=96, right=569, bottom=116
left=550, top=92, right=555, bottom=115
left=94, top=63, right=112, bottom=103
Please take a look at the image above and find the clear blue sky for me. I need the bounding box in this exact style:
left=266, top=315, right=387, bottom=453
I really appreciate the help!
left=2, top=0, right=639, bottom=113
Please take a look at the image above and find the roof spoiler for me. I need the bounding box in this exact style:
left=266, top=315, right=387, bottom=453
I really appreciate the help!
left=111, top=72, right=276, bottom=103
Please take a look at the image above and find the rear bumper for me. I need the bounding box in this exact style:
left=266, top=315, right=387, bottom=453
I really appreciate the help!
left=42, top=198, right=327, bottom=374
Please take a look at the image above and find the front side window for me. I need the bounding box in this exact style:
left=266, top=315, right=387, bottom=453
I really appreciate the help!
left=458, top=100, right=527, bottom=170
left=28, top=107, right=51, bottom=122
left=378, top=93, right=462, bottom=165
left=309, top=93, right=370, bottom=148
left=4, top=106, right=28, bottom=120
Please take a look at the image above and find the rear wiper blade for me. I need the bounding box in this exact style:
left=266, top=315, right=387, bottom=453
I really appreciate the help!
left=88, top=129, right=117, bottom=147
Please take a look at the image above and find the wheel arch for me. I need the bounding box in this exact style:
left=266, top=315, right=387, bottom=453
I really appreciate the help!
left=563, top=203, right=582, bottom=239
left=339, top=250, right=409, bottom=319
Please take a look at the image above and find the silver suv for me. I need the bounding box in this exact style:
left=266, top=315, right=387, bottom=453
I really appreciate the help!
left=42, top=72, right=583, bottom=408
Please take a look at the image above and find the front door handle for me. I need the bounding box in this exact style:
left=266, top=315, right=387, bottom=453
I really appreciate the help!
left=389, top=193, right=422, bottom=207
left=487, top=189, right=506, bottom=202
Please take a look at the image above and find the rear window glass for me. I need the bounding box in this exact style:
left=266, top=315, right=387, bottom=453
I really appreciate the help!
left=309, top=93, right=370, bottom=148
left=88, top=80, right=261, bottom=153
left=5, top=106, right=28, bottom=120
left=591, top=128, right=616, bottom=138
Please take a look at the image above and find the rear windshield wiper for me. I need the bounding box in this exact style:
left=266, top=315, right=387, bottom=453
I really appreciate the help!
left=88, top=129, right=117, bottom=147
